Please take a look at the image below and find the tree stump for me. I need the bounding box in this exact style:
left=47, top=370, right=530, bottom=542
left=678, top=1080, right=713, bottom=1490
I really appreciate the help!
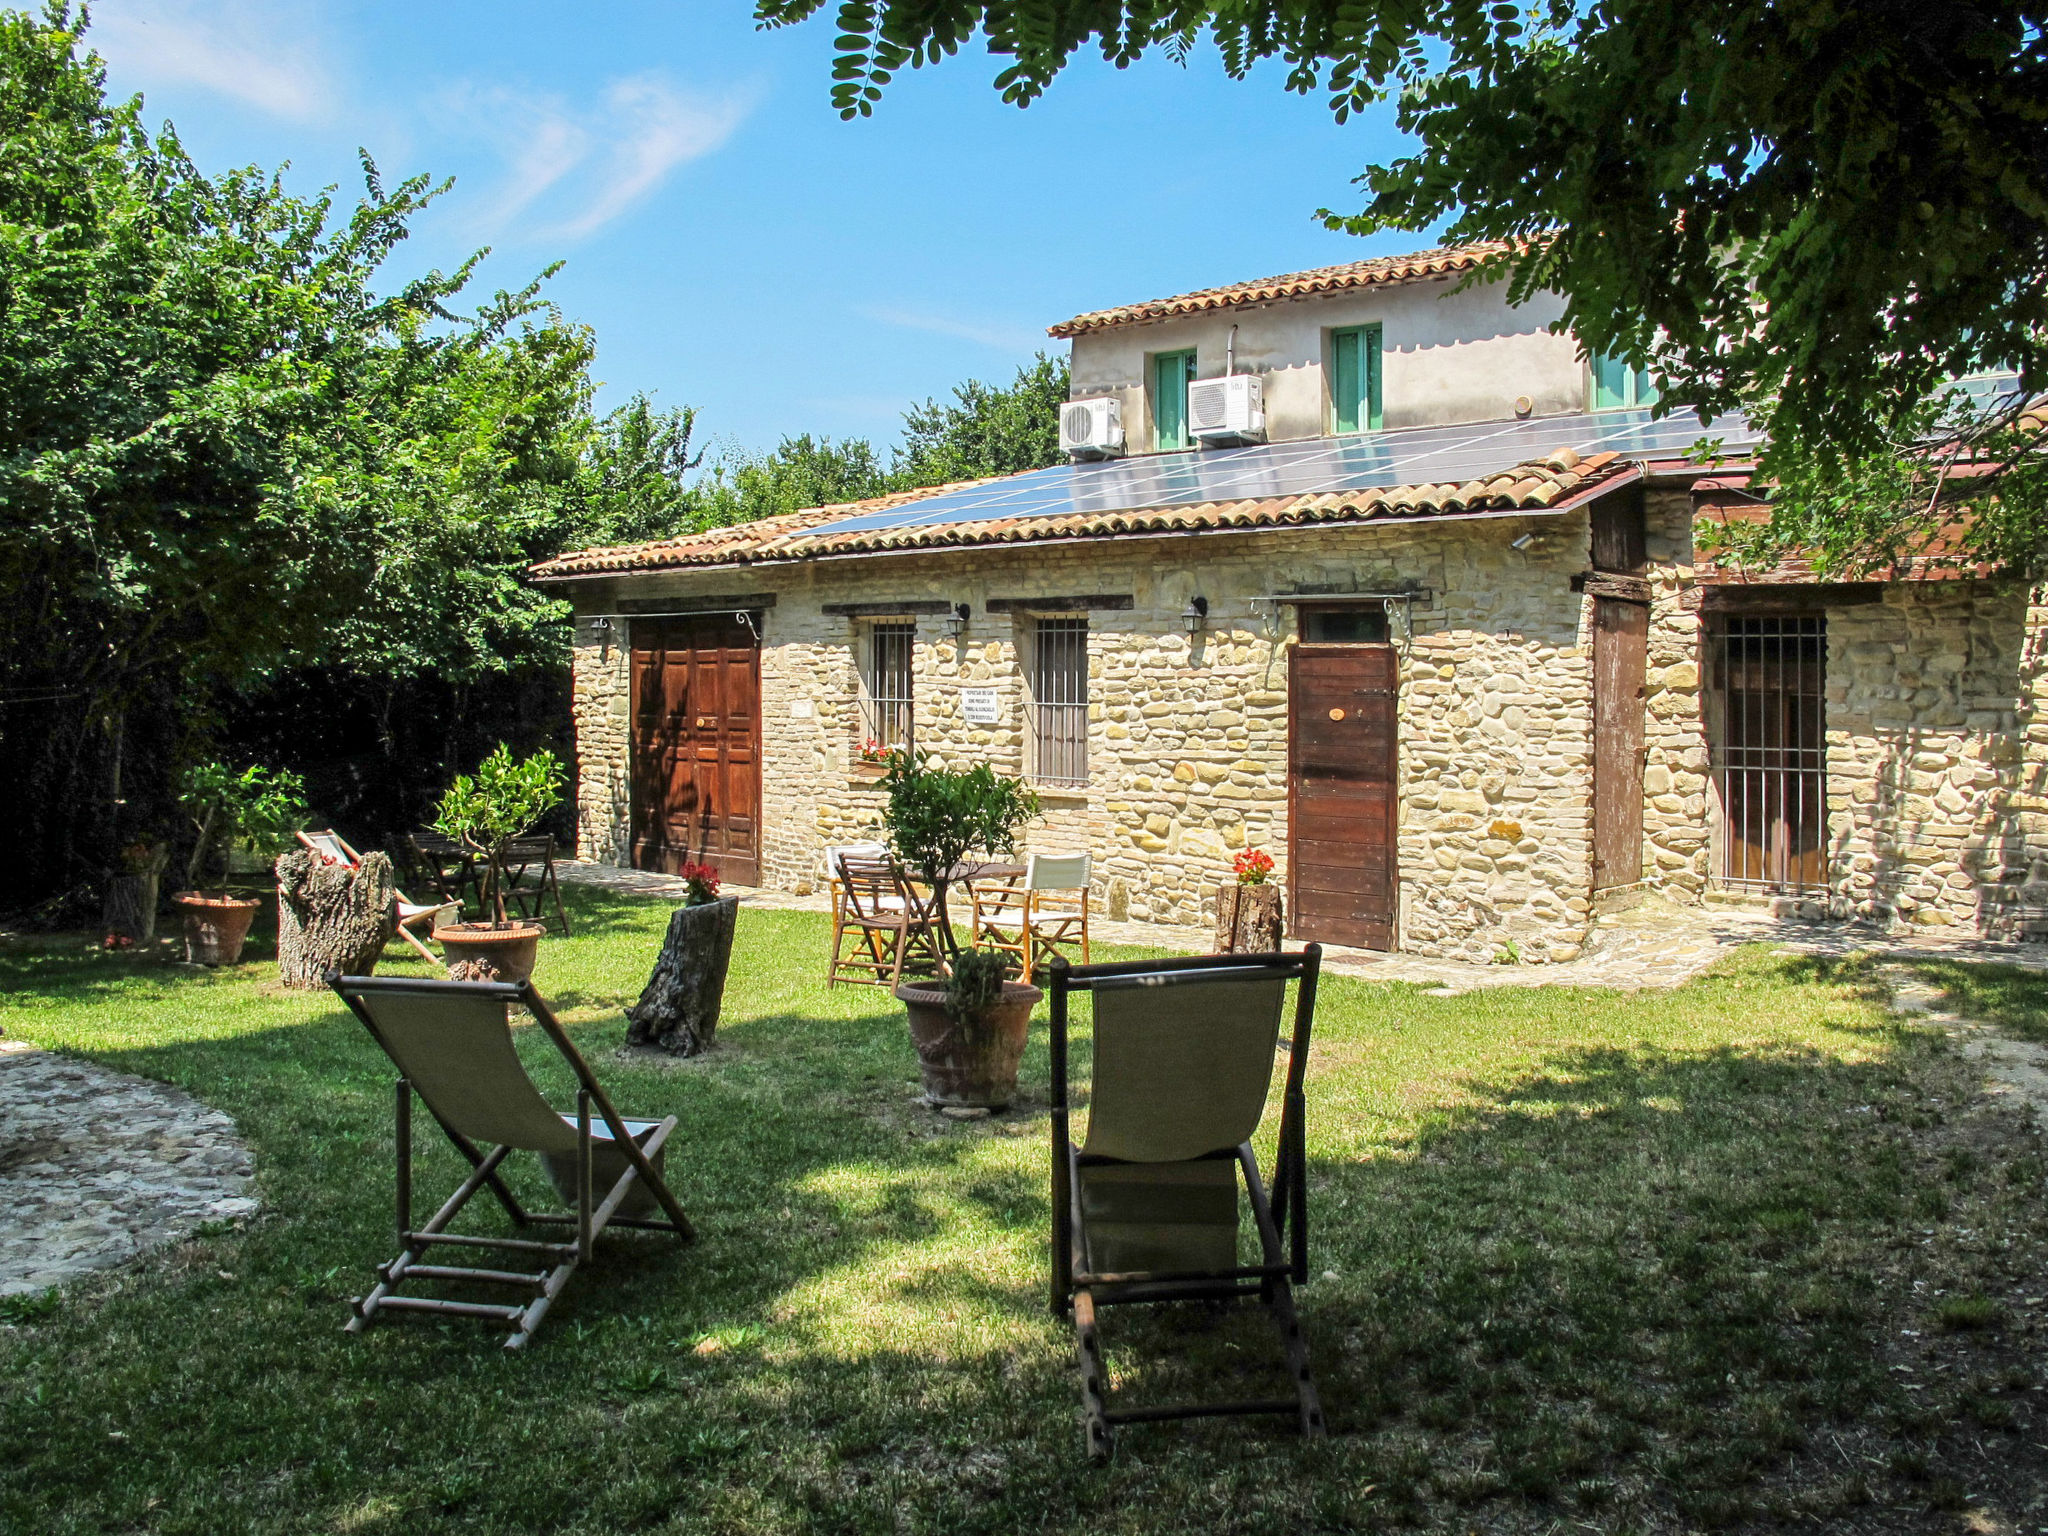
left=275, top=848, right=396, bottom=987
left=626, top=896, right=739, bottom=1056
left=1214, top=884, right=1284, bottom=954
left=102, top=873, right=161, bottom=948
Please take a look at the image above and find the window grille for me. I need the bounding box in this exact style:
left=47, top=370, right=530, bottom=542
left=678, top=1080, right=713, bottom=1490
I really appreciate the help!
left=1710, top=615, right=1827, bottom=893
left=1032, top=617, right=1089, bottom=785
left=861, top=622, right=915, bottom=751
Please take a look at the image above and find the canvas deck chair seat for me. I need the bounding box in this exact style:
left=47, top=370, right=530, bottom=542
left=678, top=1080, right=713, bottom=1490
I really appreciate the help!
left=298, top=829, right=458, bottom=967
left=328, top=973, right=694, bottom=1349
left=1048, top=947, right=1325, bottom=1457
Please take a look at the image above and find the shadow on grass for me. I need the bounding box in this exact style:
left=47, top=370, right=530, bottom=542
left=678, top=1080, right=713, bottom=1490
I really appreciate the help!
left=5, top=939, right=2039, bottom=1533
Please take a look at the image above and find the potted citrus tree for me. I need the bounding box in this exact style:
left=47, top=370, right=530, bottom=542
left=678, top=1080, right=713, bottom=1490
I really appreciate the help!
left=879, top=751, right=1039, bottom=957
left=172, top=762, right=308, bottom=966
left=430, top=744, right=564, bottom=982
left=896, top=945, right=1043, bottom=1109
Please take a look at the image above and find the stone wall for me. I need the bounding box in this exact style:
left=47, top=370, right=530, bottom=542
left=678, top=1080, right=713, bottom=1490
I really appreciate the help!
left=1627, top=490, right=2048, bottom=934
left=1825, top=583, right=2047, bottom=930
left=562, top=511, right=1602, bottom=959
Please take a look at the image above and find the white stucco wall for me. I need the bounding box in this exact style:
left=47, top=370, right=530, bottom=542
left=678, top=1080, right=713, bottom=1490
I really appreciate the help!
left=1066, top=276, right=1585, bottom=449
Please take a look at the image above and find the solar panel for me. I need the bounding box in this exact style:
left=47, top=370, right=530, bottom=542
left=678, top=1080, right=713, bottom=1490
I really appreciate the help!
left=808, top=405, right=1765, bottom=538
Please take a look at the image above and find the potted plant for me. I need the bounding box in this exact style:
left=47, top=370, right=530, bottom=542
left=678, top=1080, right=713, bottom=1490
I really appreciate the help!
left=430, top=744, right=564, bottom=982
left=895, top=945, right=1043, bottom=1109
left=851, top=737, right=891, bottom=782
left=625, top=862, right=739, bottom=1056
left=172, top=762, right=308, bottom=965
left=880, top=751, right=1040, bottom=956
left=1214, top=847, right=1285, bottom=953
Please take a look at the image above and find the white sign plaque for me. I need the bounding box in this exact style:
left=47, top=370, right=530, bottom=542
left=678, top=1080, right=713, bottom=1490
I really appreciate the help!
left=960, top=687, right=1001, bottom=725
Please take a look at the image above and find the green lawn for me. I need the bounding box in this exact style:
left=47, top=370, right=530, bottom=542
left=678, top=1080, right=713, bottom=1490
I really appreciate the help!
left=2, top=891, right=2044, bottom=1533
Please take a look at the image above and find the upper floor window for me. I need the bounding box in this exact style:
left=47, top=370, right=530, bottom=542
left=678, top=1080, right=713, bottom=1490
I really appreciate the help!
left=860, top=621, right=915, bottom=751
left=1329, top=324, right=1383, bottom=434
left=1151, top=350, right=1196, bottom=451
left=1590, top=353, right=1658, bottom=411
left=1031, top=617, right=1089, bottom=785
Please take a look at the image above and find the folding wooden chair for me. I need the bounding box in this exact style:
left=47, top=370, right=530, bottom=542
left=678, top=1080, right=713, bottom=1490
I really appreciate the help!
left=498, top=834, right=572, bottom=937
left=827, top=854, right=943, bottom=988
left=297, top=829, right=459, bottom=967
left=972, top=852, right=1092, bottom=977
left=408, top=831, right=485, bottom=919
left=1047, top=947, right=1325, bottom=1457
left=327, top=973, right=694, bottom=1349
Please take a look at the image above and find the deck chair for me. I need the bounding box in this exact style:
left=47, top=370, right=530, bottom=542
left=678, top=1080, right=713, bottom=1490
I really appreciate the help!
left=326, top=973, right=694, bottom=1349
left=298, top=829, right=459, bottom=967
left=827, top=854, right=943, bottom=988
left=1047, top=947, right=1325, bottom=1457
left=972, top=852, right=1093, bottom=977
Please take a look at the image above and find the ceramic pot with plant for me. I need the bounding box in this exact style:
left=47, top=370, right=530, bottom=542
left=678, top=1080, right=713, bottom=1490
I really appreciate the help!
left=172, top=762, right=308, bottom=966
left=896, top=945, right=1043, bottom=1110
left=430, top=744, right=564, bottom=982
left=1214, top=847, right=1284, bottom=954
left=879, top=751, right=1040, bottom=957
left=625, top=863, right=738, bottom=1056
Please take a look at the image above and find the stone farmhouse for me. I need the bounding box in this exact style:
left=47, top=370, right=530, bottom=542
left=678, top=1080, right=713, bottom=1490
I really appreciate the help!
left=532, top=242, right=2048, bottom=962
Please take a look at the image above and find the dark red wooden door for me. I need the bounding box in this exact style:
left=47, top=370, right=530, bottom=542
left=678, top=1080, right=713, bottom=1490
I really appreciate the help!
left=629, top=616, right=761, bottom=884
left=1591, top=597, right=1648, bottom=890
left=1288, top=644, right=1399, bottom=950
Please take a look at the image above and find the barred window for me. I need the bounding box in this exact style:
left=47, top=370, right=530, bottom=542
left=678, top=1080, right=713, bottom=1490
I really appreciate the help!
left=861, top=622, right=915, bottom=751
left=1032, top=617, right=1089, bottom=785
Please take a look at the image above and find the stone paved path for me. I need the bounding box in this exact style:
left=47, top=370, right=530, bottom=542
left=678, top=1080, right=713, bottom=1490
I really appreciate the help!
left=0, top=1041, right=258, bottom=1297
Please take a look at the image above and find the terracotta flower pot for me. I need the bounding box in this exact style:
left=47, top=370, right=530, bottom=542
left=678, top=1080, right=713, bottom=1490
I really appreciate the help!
left=434, top=920, right=546, bottom=982
left=895, top=978, right=1043, bottom=1109
left=171, top=892, right=262, bottom=966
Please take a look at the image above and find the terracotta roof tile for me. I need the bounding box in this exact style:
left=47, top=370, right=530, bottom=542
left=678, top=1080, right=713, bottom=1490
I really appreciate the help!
left=529, top=448, right=1628, bottom=581
left=1046, top=242, right=1526, bottom=339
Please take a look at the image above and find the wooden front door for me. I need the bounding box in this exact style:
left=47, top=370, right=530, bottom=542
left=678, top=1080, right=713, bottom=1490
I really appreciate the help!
left=1288, top=644, right=1399, bottom=950
left=1591, top=597, right=1649, bottom=890
left=630, top=616, right=761, bottom=885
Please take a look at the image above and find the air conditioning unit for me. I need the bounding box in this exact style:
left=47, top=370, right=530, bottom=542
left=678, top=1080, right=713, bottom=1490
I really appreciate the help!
left=1059, top=396, right=1124, bottom=460
left=1187, top=373, right=1265, bottom=445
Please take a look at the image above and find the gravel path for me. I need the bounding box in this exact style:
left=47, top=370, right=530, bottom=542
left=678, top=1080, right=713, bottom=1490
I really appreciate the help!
left=0, top=1041, right=258, bottom=1297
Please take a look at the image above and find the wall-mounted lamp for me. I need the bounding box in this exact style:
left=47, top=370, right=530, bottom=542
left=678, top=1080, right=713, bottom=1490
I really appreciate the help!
left=1181, top=595, right=1210, bottom=635
left=944, top=602, right=970, bottom=637
left=1510, top=532, right=1537, bottom=552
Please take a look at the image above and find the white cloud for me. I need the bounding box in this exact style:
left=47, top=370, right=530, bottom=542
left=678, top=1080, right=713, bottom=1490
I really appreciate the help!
left=444, top=74, right=755, bottom=244
left=92, top=0, right=335, bottom=123
left=861, top=304, right=1045, bottom=354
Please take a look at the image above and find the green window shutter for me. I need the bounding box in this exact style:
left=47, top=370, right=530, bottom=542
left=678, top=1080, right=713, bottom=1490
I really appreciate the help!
left=1591, top=352, right=1658, bottom=409
left=1330, top=325, right=1382, bottom=433
left=1152, top=350, right=1194, bottom=450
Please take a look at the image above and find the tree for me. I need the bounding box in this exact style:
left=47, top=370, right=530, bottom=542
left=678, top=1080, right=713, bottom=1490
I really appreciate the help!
left=0, top=7, right=712, bottom=912
left=757, top=0, right=2048, bottom=571
left=897, top=352, right=1069, bottom=486
left=694, top=433, right=895, bottom=527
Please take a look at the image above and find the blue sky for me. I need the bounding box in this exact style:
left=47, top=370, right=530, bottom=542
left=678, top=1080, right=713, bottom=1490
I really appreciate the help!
left=88, top=1, right=1429, bottom=458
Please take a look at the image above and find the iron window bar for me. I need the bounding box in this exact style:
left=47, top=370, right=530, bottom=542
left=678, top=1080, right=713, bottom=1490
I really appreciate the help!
left=1034, top=617, right=1090, bottom=786
left=861, top=621, right=916, bottom=751
left=1710, top=615, right=1828, bottom=894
